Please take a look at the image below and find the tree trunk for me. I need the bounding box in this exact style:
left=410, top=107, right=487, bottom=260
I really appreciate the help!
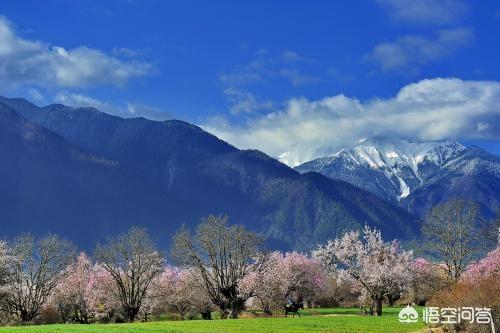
left=201, top=309, right=212, bottom=320
left=219, top=309, right=229, bottom=319
left=59, top=304, right=67, bottom=323
left=374, top=299, right=383, bottom=316
left=228, top=298, right=244, bottom=319
left=20, top=309, right=33, bottom=323
left=125, top=307, right=140, bottom=322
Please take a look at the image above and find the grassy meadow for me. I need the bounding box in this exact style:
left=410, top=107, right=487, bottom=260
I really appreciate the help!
left=0, top=307, right=428, bottom=333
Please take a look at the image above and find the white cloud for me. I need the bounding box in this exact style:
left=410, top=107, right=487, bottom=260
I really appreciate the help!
left=223, top=88, right=273, bottom=114
left=220, top=50, right=319, bottom=86
left=55, top=91, right=121, bottom=114
left=282, top=50, right=315, bottom=64
left=112, top=47, right=149, bottom=58
left=125, top=102, right=171, bottom=121
left=203, top=78, right=500, bottom=166
left=28, top=88, right=44, bottom=102
left=219, top=72, right=263, bottom=86
left=279, top=68, right=320, bottom=86
left=376, top=0, right=467, bottom=26
left=54, top=91, right=170, bottom=120
left=0, top=16, right=151, bottom=91
left=327, top=68, right=356, bottom=82
left=364, top=27, right=474, bottom=72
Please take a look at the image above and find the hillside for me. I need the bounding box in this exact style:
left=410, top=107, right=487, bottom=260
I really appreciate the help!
left=0, top=97, right=418, bottom=249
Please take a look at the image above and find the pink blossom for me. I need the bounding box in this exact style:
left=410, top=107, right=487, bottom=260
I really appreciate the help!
left=313, top=226, right=414, bottom=315
left=462, top=247, right=500, bottom=283
left=241, top=251, right=325, bottom=311
left=53, top=253, right=120, bottom=322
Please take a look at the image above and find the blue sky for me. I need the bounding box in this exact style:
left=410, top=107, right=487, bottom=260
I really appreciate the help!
left=1, top=0, right=499, bottom=164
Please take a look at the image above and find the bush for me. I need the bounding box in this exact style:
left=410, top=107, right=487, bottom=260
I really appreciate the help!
left=431, top=277, right=499, bottom=333
left=33, top=305, right=61, bottom=325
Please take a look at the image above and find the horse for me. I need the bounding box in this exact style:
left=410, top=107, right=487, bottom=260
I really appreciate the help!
left=283, top=302, right=304, bottom=317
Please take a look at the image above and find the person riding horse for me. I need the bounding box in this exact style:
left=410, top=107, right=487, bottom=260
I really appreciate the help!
left=283, top=301, right=304, bottom=317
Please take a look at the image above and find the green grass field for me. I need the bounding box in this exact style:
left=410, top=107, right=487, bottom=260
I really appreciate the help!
left=0, top=307, right=427, bottom=333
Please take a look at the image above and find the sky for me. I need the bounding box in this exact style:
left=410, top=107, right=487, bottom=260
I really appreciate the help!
left=0, top=0, right=499, bottom=165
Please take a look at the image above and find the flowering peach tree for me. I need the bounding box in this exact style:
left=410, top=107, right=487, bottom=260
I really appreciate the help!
left=313, top=226, right=413, bottom=316
left=240, top=251, right=325, bottom=314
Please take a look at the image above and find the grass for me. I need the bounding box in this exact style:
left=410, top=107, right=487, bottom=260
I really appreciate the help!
left=0, top=307, right=427, bottom=333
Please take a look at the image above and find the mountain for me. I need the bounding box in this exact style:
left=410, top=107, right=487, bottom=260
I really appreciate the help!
left=0, top=102, right=195, bottom=248
left=401, top=146, right=500, bottom=217
left=0, top=97, right=418, bottom=250
left=296, top=137, right=500, bottom=217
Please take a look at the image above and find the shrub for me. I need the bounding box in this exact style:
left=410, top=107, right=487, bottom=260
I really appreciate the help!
left=431, top=248, right=500, bottom=333
left=431, top=277, right=499, bottom=333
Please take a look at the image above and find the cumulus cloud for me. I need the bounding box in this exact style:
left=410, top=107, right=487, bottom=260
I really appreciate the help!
left=112, top=47, right=149, bottom=58
left=363, top=27, right=474, bottom=72
left=375, top=0, right=467, bottom=26
left=28, top=88, right=44, bottom=102
left=223, top=88, right=273, bottom=114
left=327, top=68, right=356, bottom=82
left=203, top=78, right=500, bottom=166
left=220, top=72, right=262, bottom=86
left=55, top=91, right=170, bottom=120
left=220, top=50, right=319, bottom=86
left=279, top=68, right=320, bottom=86
left=55, top=91, right=120, bottom=114
left=125, top=102, right=171, bottom=121
left=282, top=50, right=315, bottom=64
left=0, top=16, right=151, bottom=91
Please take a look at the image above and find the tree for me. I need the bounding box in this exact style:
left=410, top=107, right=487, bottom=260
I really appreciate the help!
left=481, top=210, right=500, bottom=250
left=178, top=270, right=214, bottom=320
left=53, top=253, right=94, bottom=323
left=313, top=226, right=413, bottom=316
left=432, top=247, right=500, bottom=333
left=0, top=234, right=75, bottom=322
left=51, top=253, right=121, bottom=324
left=171, top=215, right=266, bottom=319
left=84, top=264, right=121, bottom=322
left=146, top=267, right=213, bottom=320
left=461, top=246, right=500, bottom=283
left=95, top=227, right=165, bottom=322
left=143, top=266, right=182, bottom=320
left=410, top=258, right=447, bottom=306
left=0, top=241, right=11, bottom=311
left=240, top=252, right=325, bottom=314
left=422, top=199, right=479, bottom=282
left=0, top=241, right=10, bottom=287
left=380, top=241, right=420, bottom=307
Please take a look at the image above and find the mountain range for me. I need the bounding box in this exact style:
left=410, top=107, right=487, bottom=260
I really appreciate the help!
left=296, top=137, right=500, bottom=218
left=0, top=97, right=417, bottom=251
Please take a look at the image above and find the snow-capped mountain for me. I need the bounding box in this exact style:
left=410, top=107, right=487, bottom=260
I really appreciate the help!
left=0, top=97, right=418, bottom=251
left=296, top=137, right=500, bottom=216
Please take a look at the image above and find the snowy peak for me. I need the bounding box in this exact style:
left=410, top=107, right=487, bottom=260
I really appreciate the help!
left=350, top=138, right=466, bottom=199
left=298, top=137, right=500, bottom=218
left=296, top=137, right=471, bottom=201
left=352, top=137, right=465, bottom=169
left=278, top=150, right=302, bottom=168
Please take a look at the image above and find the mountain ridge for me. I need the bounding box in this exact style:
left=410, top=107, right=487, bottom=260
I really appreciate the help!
left=0, top=101, right=198, bottom=248
left=0, top=96, right=419, bottom=250
left=296, top=137, right=500, bottom=217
